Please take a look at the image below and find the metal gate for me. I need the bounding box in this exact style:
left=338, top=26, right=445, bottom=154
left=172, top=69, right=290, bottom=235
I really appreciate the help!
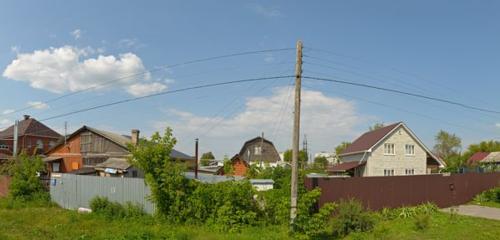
left=50, top=173, right=155, bottom=214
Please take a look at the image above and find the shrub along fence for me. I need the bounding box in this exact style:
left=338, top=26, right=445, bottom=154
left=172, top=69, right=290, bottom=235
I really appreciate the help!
left=50, top=173, right=155, bottom=214
left=305, top=172, right=500, bottom=210
left=0, top=175, right=11, bottom=197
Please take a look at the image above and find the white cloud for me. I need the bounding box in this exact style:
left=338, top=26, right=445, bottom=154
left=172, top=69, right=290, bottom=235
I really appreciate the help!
left=3, top=45, right=152, bottom=95
left=155, top=87, right=366, bottom=157
left=126, top=82, right=167, bottom=97
left=2, top=109, right=14, bottom=115
left=0, top=119, right=12, bottom=129
left=71, top=29, right=82, bottom=39
left=27, top=101, right=49, bottom=110
left=250, top=4, right=282, bottom=18
left=496, top=123, right=500, bottom=128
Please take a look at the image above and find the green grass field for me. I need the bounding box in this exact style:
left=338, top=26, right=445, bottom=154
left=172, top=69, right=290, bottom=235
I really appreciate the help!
left=1, top=201, right=500, bottom=240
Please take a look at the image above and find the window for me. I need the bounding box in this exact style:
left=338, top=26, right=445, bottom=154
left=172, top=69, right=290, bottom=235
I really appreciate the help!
left=49, top=141, right=56, bottom=148
left=405, top=169, right=415, bottom=175
left=254, top=146, right=262, bottom=155
left=80, top=132, right=92, bottom=153
left=384, top=143, right=395, bottom=155
left=52, top=162, right=60, bottom=173
left=0, top=144, right=9, bottom=150
left=36, top=139, right=44, bottom=149
left=384, top=169, right=395, bottom=176
left=405, top=144, right=415, bottom=155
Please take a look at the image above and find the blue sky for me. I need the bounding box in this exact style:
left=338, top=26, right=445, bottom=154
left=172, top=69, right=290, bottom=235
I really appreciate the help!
left=1, top=0, right=499, bottom=158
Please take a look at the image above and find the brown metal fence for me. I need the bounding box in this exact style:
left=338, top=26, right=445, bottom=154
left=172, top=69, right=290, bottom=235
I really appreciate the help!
left=305, top=173, right=500, bottom=210
left=0, top=176, right=11, bottom=197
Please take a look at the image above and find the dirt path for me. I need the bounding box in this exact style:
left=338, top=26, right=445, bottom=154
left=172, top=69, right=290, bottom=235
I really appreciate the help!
left=441, top=205, right=500, bottom=221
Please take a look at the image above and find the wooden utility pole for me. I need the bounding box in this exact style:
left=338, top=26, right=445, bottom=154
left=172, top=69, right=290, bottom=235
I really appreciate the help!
left=260, top=132, right=264, bottom=167
left=290, top=40, right=303, bottom=224
left=195, top=138, right=199, bottom=179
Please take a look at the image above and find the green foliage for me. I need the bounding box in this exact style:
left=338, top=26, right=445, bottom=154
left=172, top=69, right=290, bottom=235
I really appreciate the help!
left=201, top=152, right=215, bottom=160
left=335, top=141, right=352, bottom=155
left=330, top=199, right=375, bottom=238
left=283, top=149, right=308, bottom=167
left=463, top=140, right=500, bottom=161
left=186, top=180, right=258, bottom=232
left=129, top=128, right=195, bottom=221
left=200, top=152, right=215, bottom=166
left=222, top=157, right=234, bottom=175
left=380, top=203, right=438, bottom=220
left=414, top=213, right=431, bottom=231
left=433, top=130, right=462, bottom=160
left=313, top=156, right=328, bottom=169
left=293, top=189, right=337, bottom=239
left=89, top=196, right=146, bottom=219
left=369, top=123, right=385, bottom=131
left=9, top=153, right=49, bottom=201
left=473, top=187, right=500, bottom=205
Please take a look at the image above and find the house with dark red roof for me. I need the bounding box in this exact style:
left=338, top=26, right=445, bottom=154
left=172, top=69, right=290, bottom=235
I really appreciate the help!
left=468, top=152, right=500, bottom=167
left=329, top=122, right=445, bottom=177
left=0, top=115, right=62, bottom=161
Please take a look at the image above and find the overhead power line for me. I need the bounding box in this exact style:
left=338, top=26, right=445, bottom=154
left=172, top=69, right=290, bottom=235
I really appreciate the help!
left=303, top=76, right=500, bottom=115
left=3, top=47, right=295, bottom=116
left=39, top=75, right=294, bottom=122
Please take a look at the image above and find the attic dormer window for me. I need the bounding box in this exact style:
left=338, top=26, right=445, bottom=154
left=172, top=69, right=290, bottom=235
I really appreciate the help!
left=254, top=146, right=262, bottom=155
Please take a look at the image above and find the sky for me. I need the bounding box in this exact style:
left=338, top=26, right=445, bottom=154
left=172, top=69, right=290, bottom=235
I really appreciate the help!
left=1, top=0, right=499, bottom=158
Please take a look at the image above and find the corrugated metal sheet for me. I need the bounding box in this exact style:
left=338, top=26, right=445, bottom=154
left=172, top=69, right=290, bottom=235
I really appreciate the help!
left=50, top=174, right=155, bottom=214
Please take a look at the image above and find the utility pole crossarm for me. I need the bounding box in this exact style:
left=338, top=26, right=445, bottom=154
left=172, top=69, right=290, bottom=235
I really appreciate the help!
left=290, top=40, right=303, bottom=225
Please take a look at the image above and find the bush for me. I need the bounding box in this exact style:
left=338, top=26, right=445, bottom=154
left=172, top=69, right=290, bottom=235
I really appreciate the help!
left=414, top=213, right=431, bottom=231
left=473, top=187, right=500, bottom=204
left=9, top=153, right=48, bottom=201
left=293, top=189, right=336, bottom=239
left=89, top=197, right=146, bottom=219
left=330, top=199, right=375, bottom=238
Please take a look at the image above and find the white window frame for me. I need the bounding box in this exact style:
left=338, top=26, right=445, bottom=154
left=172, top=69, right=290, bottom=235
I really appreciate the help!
left=384, top=143, right=395, bottom=155
left=405, top=144, right=415, bottom=156
left=405, top=169, right=415, bottom=175
left=384, top=169, right=395, bottom=176
left=36, top=139, right=44, bottom=150
left=254, top=146, right=262, bottom=155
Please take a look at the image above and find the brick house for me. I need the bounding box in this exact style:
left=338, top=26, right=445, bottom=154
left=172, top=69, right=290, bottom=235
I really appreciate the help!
left=44, top=126, right=195, bottom=177
left=0, top=115, right=61, bottom=160
left=332, top=122, right=445, bottom=177
left=220, top=154, right=249, bottom=177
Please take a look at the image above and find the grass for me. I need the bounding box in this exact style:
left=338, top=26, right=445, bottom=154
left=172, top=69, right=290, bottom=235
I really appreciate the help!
left=1, top=198, right=500, bottom=240
left=0, top=199, right=290, bottom=240
left=345, top=211, right=500, bottom=240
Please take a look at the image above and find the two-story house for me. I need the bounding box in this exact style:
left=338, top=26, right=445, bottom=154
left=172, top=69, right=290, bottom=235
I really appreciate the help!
left=239, top=136, right=281, bottom=167
left=44, top=126, right=195, bottom=177
left=331, top=122, right=445, bottom=177
left=0, top=115, right=61, bottom=161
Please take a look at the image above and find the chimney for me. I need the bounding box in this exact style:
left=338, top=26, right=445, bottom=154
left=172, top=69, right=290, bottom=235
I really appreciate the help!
left=131, top=129, right=140, bottom=146
left=23, top=115, right=30, bottom=120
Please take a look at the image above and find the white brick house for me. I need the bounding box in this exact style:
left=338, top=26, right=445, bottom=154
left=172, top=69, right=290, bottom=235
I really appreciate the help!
left=331, top=122, right=445, bottom=177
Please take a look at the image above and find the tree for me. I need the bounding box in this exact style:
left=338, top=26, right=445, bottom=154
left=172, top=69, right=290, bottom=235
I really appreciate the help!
left=433, top=130, right=462, bottom=160
left=200, top=152, right=215, bottom=166
left=9, top=153, right=48, bottom=201
left=313, top=156, right=328, bottom=169
left=335, top=142, right=352, bottom=155
left=222, top=155, right=234, bottom=175
left=369, top=123, right=385, bottom=131
left=128, top=128, right=194, bottom=220
left=201, top=152, right=215, bottom=160
left=283, top=149, right=308, bottom=167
